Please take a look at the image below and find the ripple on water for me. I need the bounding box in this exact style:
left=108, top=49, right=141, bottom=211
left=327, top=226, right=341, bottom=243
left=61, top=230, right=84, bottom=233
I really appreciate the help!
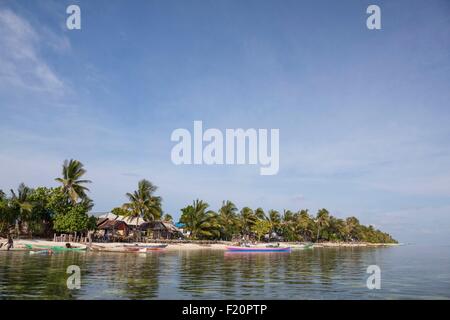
left=1, top=246, right=450, bottom=299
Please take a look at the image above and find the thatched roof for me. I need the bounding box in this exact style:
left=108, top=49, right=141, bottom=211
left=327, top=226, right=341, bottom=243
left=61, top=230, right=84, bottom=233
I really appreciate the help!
left=98, top=213, right=147, bottom=227
left=98, top=219, right=128, bottom=230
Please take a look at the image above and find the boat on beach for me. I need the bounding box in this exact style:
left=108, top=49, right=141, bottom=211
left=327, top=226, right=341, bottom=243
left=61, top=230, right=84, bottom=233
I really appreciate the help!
left=124, top=246, right=165, bottom=253
left=24, top=244, right=87, bottom=252
left=226, top=246, right=291, bottom=253
left=290, top=243, right=314, bottom=250
left=123, top=244, right=168, bottom=249
left=29, top=249, right=53, bottom=255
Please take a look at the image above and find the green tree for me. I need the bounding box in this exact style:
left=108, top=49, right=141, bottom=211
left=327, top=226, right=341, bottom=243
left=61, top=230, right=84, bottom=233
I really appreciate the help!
left=53, top=205, right=93, bottom=234
left=254, top=207, right=266, bottom=220
left=180, top=200, right=219, bottom=239
left=9, top=183, right=34, bottom=237
left=295, top=209, right=314, bottom=241
left=315, top=209, right=331, bottom=242
left=122, top=179, right=162, bottom=235
left=281, top=209, right=297, bottom=241
left=252, top=219, right=271, bottom=241
left=327, top=217, right=346, bottom=241
left=345, top=216, right=360, bottom=241
left=0, top=190, right=14, bottom=236
left=55, top=159, right=91, bottom=203
left=162, top=213, right=173, bottom=223
left=266, top=209, right=281, bottom=237
left=239, top=207, right=257, bottom=237
left=217, top=200, right=238, bottom=240
left=111, top=206, right=129, bottom=217
left=27, top=187, right=55, bottom=237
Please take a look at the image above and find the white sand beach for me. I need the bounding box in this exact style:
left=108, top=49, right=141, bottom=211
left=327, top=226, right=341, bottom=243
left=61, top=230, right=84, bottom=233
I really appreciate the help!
left=0, top=238, right=398, bottom=252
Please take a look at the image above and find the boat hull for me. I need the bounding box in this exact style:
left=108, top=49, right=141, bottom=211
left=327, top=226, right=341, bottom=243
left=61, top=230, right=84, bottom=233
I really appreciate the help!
left=123, top=244, right=168, bottom=249
left=25, top=244, right=86, bottom=252
left=226, top=246, right=291, bottom=252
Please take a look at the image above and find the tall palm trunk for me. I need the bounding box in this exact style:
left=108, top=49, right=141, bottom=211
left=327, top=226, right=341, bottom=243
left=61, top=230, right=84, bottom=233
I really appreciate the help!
left=135, top=221, right=139, bottom=241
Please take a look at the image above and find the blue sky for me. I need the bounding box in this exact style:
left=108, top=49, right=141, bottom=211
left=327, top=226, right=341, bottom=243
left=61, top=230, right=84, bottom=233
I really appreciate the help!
left=1, top=0, right=450, bottom=243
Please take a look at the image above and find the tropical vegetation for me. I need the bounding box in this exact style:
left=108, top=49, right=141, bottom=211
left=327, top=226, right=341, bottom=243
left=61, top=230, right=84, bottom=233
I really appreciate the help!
left=179, top=200, right=396, bottom=243
left=0, top=159, right=96, bottom=237
left=0, top=159, right=397, bottom=243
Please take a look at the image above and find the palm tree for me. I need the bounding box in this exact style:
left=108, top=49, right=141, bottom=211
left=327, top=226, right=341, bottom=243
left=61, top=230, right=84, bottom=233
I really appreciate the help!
left=254, top=207, right=266, bottom=220
left=0, top=191, right=10, bottom=236
left=123, top=179, right=162, bottom=237
left=180, top=200, right=219, bottom=239
left=295, top=209, right=313, bottom=241
left=315, top=209, right=331, bottom=242
left=266, top=209, right=281, bottom=239
left=10, top=183, right=33, bottom=237
left=80, top=197, right=94, bottom=211
left=282, top=209, right=294, bottom=222
left=162, top=213, right=173, bottom=223
left=345, top=216, right=360, bottom=241
left=239, top=207, right=257, bottom=237
left=281, top=209, right=296, bottom=241
left=55, top=159, right=91, bottom=203
left=327, top=216, right=345, bottom=241
left=218, top=200, right=238, bottom=240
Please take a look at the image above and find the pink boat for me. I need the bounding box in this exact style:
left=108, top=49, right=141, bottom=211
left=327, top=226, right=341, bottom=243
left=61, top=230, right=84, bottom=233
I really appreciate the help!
left=226, top=246, right=291, bottom=252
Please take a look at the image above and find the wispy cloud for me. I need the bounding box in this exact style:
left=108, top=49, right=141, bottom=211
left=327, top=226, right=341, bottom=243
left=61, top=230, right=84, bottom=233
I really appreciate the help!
left=0, top=8, right=67, bottom=94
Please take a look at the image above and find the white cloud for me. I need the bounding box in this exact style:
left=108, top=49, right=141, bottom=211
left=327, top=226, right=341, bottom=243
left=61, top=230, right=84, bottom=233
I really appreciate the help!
left=0, top=8, right=66, bottom=94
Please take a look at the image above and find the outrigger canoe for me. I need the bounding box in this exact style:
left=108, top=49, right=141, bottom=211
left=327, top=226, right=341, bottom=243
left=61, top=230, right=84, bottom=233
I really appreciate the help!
left=25, top=244, right=87, bottom=252
left=290, top=243, right=314, bottom=250
left=29, top=249, right=53, bottom=255
left=226, top=246, right=291, bottom=253
left=123, top=244, right=168, bottom=249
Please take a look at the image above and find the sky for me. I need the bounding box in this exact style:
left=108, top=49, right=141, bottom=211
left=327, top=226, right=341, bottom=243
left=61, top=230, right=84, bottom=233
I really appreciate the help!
left=1, top=0, right=450, bottom=244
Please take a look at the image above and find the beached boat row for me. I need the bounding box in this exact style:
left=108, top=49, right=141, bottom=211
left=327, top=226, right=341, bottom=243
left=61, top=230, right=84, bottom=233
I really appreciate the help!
left=22, top=242, right=314, bottom=254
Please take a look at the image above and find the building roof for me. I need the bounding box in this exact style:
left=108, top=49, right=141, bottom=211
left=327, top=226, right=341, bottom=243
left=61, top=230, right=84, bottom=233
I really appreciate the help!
left=98, top=219, right=128, bottom=230
left=175, top=222, right=185, bottom=228
left=98, top=212, right=147, bottom=226
left=161, top=222, right=182, bottom=233
left=97, top=213, right=182, bottom=233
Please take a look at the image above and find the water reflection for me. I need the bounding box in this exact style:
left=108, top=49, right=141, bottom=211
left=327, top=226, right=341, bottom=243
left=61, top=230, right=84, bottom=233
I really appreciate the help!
left=1, top=246, right=449, bottom=299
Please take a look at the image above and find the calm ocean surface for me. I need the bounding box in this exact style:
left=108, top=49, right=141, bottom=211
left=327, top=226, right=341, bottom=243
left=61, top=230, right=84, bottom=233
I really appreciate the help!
left=0, top=245, right=449, bottom=299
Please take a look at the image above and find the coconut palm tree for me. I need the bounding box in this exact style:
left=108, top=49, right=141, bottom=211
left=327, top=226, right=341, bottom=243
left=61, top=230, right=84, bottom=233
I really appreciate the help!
left=55, top=159, right=91, bottom=204
left=315, top=208, right=331, bottom=242
left=10, top=183, right=33, bottom=237
left=266, top=209, right=281, bottom=239
left=217, top=200, right=238, bottom=240
left=281, top=209, right=297, bottom=241
left=180, top=200, right=219, bottom=239
left=239, top=207, right=257, bottom=237
left=295, top=209, right=313, bottom=241
left=345, top=216, right=360, bottom=241
left=123, top=179, right=162, bottom=236
left=162, top=213, right=173, bottom=223
left=80, top=197, right=94, bottom=211
left=254, top=207, right=266, bottom=220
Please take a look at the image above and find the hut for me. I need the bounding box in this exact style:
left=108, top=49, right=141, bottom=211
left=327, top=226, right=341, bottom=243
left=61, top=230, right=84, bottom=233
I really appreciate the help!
left=97, top=219, right=129, bottom=238
left=143, top=221, right=183, bottom=239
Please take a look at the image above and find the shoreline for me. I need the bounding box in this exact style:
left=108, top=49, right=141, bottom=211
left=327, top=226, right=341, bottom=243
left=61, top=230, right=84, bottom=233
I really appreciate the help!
left=0, top=238, right=399, bottom=252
